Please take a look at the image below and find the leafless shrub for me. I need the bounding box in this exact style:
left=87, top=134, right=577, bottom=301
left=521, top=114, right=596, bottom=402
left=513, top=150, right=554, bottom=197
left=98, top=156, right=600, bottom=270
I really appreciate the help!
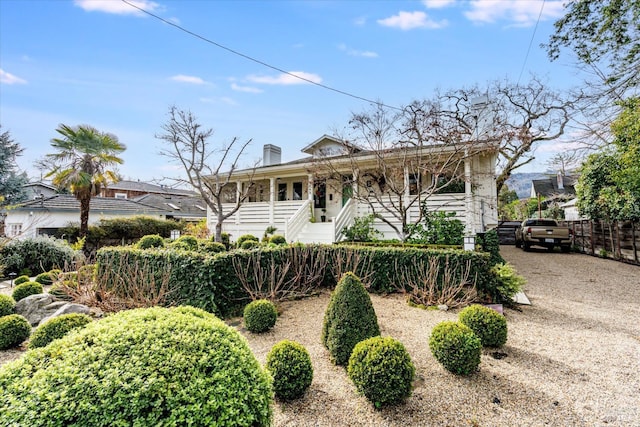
left=330, top=247, right=374, bottom=287
left=394, top=257, right=477, bottom=308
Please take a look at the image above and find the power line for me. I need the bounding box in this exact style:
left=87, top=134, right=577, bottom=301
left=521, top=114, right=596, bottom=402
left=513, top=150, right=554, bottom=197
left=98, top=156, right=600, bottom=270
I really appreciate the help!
left=517, top=0, right=546, bottom=85
left=120, top=0, right=403, bottom=111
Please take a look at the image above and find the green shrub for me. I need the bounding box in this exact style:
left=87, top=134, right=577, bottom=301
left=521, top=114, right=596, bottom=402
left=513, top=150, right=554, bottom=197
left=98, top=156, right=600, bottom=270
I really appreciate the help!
left=237, top=234, right=259, bottom=247
left=77, top=264, right=97, bottom=284
left=170, top=235, right=199, bottom=251
left=29, top=313, right=93, bottom=349
left=321, top=272, right=380, bottom=365
left=244, top=299, right=277, bottom=333
left=491, top=262, right=525, bottom=302
left=343, top=214, right=383, bottom=242
left=347, top=336, right=415, bottom=408
left=266, top=340, right=313, bottom=400
left=269, top=235, right=287, bottom=245
left=0, top=307, right=272, bottom=426
left=476, top=229, right=504, bottom=266
left=0, top=314, right=31, bottom=350
left=13, top=275, right=30, bottom=286
left=48, top=281, right=74, bottom=301
left=220, top=232, right=231, bottom=250
left=429, top=321, right=481, bottom=375
left=459, top=305, right=507, bottom=348
left=137, top=234, right=166, bottom=249
left=241, top=240, right=260, bottom=250
left=0, top=294, right=16, bottom=317
left=0, top=236, right=80, bottom=275
left=12, top=281, right=44, bottom=302
left=34, top=272, right=54, bottom=286
left=407, top=209, right=464, bottom=246
left=200, top=241, right=226, bottom=254
left=48, top=269, right=62, bottom=280
left=19, top=268, right=33, bottom=277
left=172, top=305, right=218, bottom=320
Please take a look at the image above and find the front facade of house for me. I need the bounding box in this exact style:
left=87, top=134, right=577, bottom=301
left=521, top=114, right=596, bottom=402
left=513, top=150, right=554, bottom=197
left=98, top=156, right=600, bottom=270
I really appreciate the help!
left=209, top=135, right=498, bottom=243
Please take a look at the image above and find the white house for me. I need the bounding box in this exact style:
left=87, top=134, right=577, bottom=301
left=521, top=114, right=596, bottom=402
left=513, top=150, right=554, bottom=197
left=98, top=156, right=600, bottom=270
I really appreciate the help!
left=209, top=135, right=498, bottom=243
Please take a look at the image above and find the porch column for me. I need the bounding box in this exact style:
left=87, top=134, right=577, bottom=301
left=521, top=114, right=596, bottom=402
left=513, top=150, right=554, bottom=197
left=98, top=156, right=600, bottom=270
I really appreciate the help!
left=403, top=165, right=411, bottom=224
left=464, top=150, right=475, bottom=249
left=269, top=177, right=275, bottom=224
left=353, top=169, right=359, bottom=199
left=307, top=173, right=314, bottom=218
left=235, top=181, right=242, bottom=225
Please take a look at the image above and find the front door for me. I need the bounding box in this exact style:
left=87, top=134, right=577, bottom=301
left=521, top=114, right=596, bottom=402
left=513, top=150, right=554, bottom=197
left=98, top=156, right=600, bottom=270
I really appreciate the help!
left=342, top=175, right=353, bottom=207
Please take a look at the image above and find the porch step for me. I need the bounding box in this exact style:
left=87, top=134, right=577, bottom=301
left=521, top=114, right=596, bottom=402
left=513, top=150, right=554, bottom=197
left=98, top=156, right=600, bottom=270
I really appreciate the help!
left=294, top=222, right=334, bottom=244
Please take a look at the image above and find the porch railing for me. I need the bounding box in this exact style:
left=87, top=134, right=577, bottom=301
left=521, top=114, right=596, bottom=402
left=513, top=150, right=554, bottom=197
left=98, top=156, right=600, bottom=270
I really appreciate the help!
left=284, top=199, right=311, bottom=242
left=334, top=198, right=356, bottom=242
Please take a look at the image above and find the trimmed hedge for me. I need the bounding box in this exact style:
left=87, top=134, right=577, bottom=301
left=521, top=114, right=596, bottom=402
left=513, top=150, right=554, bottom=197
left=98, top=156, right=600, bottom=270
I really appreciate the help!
left=0, top=314, right=31, bottom=350
left=0, top=294, right=16, bottom=317
left=29, top=313, right=93, bottom=349
left=96, top=244, right=497, bottom=318
left=0, top=307, right=273, bottom=426
left=12, top=281, right=44, bottom=302
left=265, top=340, right=313, bottom=401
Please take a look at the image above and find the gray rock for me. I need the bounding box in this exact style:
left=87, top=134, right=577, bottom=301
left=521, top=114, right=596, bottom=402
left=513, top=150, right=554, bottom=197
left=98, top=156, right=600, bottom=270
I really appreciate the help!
left=437, top=304, right=449, bottom=311
left=15, top=293, right=90, bottom=326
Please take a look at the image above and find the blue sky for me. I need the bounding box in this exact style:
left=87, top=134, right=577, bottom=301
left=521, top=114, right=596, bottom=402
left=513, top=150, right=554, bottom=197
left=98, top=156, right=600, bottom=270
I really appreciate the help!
left=1, top=0, right=578, bottom=184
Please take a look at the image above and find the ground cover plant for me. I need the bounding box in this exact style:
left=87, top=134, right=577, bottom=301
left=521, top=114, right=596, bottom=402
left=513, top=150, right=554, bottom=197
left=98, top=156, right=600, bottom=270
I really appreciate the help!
left=0, top=306, right=273, bottom=427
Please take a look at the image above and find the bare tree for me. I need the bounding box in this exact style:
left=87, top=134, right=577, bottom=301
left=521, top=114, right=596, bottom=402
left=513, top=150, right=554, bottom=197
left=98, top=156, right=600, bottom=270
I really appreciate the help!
left=545, top=152, right=582, bottom=176
left=156, top=106, right=258, bottom=242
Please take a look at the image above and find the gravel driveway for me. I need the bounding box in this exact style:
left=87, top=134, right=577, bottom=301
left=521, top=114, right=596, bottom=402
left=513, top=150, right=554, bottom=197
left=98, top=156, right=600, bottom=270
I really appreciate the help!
left=2, top=246, right=639, bottom=426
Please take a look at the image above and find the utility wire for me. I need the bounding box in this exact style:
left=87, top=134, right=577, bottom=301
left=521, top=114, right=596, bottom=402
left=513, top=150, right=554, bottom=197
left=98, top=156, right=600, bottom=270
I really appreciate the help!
left=120, top=0, right=403, bottom=111
left=517, top=0, right=546, bottom=85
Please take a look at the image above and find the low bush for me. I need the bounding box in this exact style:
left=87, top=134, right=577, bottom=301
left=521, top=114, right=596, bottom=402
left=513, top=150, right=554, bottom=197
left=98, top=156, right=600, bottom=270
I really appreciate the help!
left=491, top=263, right=525, bottom=302
left=241, top=240, right=260, bottom=250
left=0, top=236, right=80, bottom=275
left=13, top=275, right=30, bottom=286
left=172, top=305, right=218, bottom=320
left=136, top=234, right=165, bottom=249
left=459, top=305, right=507, bottom=347
left=244, top=299, right=277, bottom=333
left=0, top=294, right=16, bottom=317
left=0, top=307, right=273, bottom=426
left=77, top=264, right=97, bottom=283
left=12, top=281, right=44, bottom=302
left=347, top=336, right=415, bottom=408
left=237, top=234, right=259, bottom=247
left=170, top=235, right=199, bottom=251
left=266, top=340, right=313, bottom=400
left=200, top=241, right=226, bottom=254
left=48, top=281, right=75, bottom=301
left=322, top=272, right=380, bottom=365
left=429, top=321, right=481, bottom=375
left=34, top=272, right=54, bottom=286
left=0, top=314, right=31, bottom=350
left=29, top=313, right=93, bottom=349
left=269, top=235, right=287, bottom=245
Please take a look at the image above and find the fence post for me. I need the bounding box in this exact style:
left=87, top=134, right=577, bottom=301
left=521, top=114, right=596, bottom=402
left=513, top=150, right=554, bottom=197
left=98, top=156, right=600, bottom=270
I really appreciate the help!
left=633, top=221, right=638, bottom=263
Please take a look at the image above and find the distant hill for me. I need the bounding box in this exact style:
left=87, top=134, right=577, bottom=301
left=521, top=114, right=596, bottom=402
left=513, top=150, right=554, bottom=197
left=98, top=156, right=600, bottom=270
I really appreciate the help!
left=504, top=173, right=548, bottom=199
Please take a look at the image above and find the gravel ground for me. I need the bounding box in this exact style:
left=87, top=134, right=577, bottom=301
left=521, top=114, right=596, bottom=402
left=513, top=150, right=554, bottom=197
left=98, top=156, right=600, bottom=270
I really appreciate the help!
left=2, top=246, right=639, bottom=426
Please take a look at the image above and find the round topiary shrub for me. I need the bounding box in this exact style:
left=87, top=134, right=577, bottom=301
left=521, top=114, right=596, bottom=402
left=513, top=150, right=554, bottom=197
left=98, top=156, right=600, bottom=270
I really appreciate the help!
left=269, top=235, right=287, bottom=245
left=13, top=275, right=30, bottom=286
left=459, top=305, right=507, bottom=348
left=28, top=313, right=93, bottom=349
left=0, top=294, right=16, bottom=317
left=241, top=240, right=260, bottom=250
left=34, top=272, right=54, bottom=286
left=0, top=307, right=273, bottom=426
left=265, top=340, right=313, bottom=401
left=170, top=235, right=199, bottom=251
left=137, top=234, right=166, bottom=249
left=237, top=234, right=259, bottom=247
left=201, top=241, right=226, bottom=254
left=12, top=281, right=44, bottom=302
left=0, top=314, right=31, bottom=350
left=321, top=272, right=380, bottom=366
left=429, top=321, right=482, bottom=375
left=244, top=299, right=277, bottom=333
left=347, top=336, right=415, bottom=408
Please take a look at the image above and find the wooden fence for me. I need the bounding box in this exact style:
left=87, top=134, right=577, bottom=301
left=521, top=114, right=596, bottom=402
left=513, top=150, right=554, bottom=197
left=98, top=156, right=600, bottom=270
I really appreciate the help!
left=561, top=219, right=640, bottom=265
left=496, top=221, right=521, bottom=245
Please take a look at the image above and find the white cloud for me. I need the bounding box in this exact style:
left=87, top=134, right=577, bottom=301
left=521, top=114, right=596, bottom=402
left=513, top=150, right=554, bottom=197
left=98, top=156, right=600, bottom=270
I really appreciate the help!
left=423, top=0, right=455, bottom=9
left=464, top=0, right=565, bottom=27
left=247, top=71, right=322, bottom=85
left=0, top=69, right=27, bottom=85
left=377, top=11, right=448, bottom=30
left=231, top=83, right=263, bottom=93
left=170, top=74, right=207, bottom=85
left=338, top=44, right=378, bottom=58
left=74, top=0, right=160, bottom=16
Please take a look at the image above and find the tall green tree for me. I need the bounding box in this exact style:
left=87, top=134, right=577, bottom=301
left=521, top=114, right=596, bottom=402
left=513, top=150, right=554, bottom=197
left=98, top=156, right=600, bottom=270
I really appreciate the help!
left=0, top=126, right=28, bottom=206
left=44, top=125, right=125, bottom=238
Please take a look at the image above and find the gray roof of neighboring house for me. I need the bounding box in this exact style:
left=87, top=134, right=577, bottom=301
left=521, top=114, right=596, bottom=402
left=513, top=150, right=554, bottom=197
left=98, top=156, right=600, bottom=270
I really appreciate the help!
left=13, top=194, right=165, bottom=215
left=105, top=180, right=197, bottom=196
left=132, top=194, right=207, bottom=219
left=532, top=176, right=577, bottom=198
left=22, top=181, right=58, bottom=191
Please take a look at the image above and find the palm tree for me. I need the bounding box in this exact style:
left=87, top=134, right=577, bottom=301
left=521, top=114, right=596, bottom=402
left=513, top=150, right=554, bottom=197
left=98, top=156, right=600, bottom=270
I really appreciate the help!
left=45, top=124, right=125, bottom=238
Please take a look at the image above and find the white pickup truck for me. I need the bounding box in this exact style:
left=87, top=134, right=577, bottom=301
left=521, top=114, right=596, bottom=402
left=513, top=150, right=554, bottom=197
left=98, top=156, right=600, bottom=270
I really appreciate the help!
left=514, top=219, right=573, bottom=252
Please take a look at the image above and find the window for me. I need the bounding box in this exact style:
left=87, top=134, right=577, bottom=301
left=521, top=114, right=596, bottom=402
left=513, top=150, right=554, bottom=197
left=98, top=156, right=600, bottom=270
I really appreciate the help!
left=434, top=175, right=466, bottom=194
left=292, top=182, right=302, bottom=200
left=8, top=223, right=22, bottom=237
left=114, top=193, right=127, bottom=199
left=409, top=173, right=420, bottom=195
left=278, top=183, right=287, bottom=201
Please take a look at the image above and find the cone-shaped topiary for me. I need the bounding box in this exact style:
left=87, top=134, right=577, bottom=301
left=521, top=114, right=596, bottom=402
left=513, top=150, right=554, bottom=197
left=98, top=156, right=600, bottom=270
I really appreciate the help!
left=321, top=272, right=380, bottom=365
left=348, top=336, right=415, bottom=408
left=0, top=294, right=16, bottom=317
left=0, top=307, right=273, bottom=426
left=429, top=321, right=481, bottom=375
left=13, top=275, right=30, bottom=286
left=12, top=281, right=44, bottom=302
left=459, top=305, right=507, bottom=347
left=0, top=314, right=31, bottom=350
left=244, top=299, right=277, bottom=333
left=29, top=313, right=93, bottom=349
left=137, top=234, right=165, bottom=249
left=266, top=340, right=313, bottom=401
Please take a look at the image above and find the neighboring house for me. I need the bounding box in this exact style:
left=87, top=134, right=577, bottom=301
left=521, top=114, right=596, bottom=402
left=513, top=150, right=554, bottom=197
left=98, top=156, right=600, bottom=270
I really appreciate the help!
left=22, top=181, right=59, bottom=200
left=210, top=135, right=498, bottom=244
left=530, top=172, right=577, bottom=199
left=100, top=180, right=197, bottom=199
left=560, top=198, right=584, bottom=221
left=3, top=194, right=166, bottom=239
left=133, top=194, right=207, bottom=222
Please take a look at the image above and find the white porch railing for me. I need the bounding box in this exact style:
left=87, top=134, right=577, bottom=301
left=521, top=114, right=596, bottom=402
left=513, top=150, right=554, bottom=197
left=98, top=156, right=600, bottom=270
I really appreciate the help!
left=284, top=199, right=311, bottom=242
left=333, top=198, right=356, bottom=242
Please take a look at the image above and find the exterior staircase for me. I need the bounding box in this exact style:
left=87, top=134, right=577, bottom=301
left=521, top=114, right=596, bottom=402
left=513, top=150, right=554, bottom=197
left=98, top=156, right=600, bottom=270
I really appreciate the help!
left=294, top=222, right=335, bottom=244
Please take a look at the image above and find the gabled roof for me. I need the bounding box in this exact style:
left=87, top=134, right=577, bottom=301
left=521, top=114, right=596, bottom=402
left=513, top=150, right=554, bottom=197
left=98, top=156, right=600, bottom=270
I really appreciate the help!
left=300, top=134, right=362, bottom=156
left=105, top=180, right=197, bottom=196
left=22, top=181, right=57, bottom=191
left=133, top=194, right=207, bottom=219
left=532, top=176, right=577, bottom=198
left=13, top=194, right=164, bottom=215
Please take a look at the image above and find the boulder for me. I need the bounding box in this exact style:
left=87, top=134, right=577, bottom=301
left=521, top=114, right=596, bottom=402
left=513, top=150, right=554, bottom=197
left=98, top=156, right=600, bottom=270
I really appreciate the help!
left=15, top=293, right=90, bottom=326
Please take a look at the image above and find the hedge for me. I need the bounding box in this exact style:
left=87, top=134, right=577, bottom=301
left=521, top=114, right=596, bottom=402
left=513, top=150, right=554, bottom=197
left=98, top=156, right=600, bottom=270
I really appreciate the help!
left=95, top=244, right=497, bottom=318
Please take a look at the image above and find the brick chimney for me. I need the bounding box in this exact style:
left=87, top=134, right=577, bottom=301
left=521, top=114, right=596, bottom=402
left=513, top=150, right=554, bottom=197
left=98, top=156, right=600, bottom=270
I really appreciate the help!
left=263, top=144, right=281, bottom=166
left=557, top=171, right=564, bottom=190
